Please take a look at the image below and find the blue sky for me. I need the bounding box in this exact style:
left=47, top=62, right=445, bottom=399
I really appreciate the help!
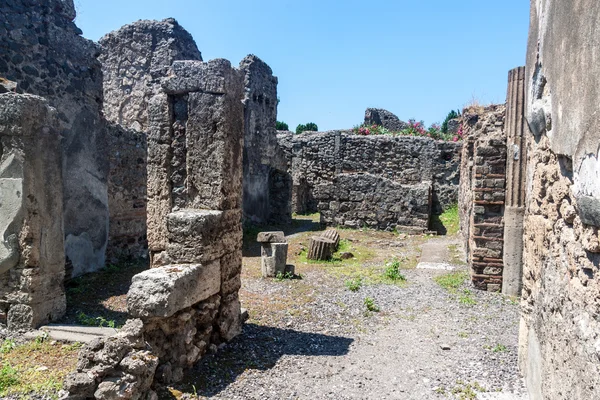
left=75, top=0, right=530, bottom=131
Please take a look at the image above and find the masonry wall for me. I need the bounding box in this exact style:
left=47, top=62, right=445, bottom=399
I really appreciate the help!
left=458, top=105, right=507, bottom=291
left=0, top=94, right=65, bottom=330
left=0, top=0, right=108, bottom=277
left=277, top=131, right=461, bottom=232
left=99, top=18, right=202, bottom=262
left=519, top=1, right=600, bottom=399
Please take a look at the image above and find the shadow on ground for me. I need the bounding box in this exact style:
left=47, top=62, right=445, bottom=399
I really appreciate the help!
left=243, top=216, right=323, bottom=257
left=61, top=260, right=148, bottom=326
left=162, top=323, right=354, bottom=398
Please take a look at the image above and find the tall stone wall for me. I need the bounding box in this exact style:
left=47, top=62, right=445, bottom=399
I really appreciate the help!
left=65, top=59, right=246, bottom=399
left=277, top=131, right=461, bottom=231
left=519, top=1, right=600, bottom=399
left=240, top=55, right=291, bottom=225
left=99, top=19, right=202, bottom=262
left=458, top=105, right=506, bottom=291
left=0, top=0, right=108, bottom=277
left=0, top=94, right=65, bottom=330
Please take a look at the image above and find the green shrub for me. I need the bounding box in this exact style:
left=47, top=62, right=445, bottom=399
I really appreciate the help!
left=276, top=121, right=289, bottom=130
left=383, top=259, right=407, bottom=282
left=296, top=122, right=318, bottom=134
left=345, top=277, right=362, bottom=292
left=0, top=364, right=19, bottom=392
left=364, top=297, right=380, bottom=312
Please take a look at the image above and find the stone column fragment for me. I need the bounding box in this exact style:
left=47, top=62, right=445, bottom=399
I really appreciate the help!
left=502, top=66, right=528, bottom=297
left=257, top=231, right=288, bottom=277
left=0, top=93, right=65, bottom=329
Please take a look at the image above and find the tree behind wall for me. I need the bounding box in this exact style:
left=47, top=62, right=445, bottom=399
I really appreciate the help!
left=296, top=122, right=318, bottom=134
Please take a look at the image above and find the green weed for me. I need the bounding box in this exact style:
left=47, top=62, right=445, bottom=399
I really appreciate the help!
left=364, top=297, right=380, bottom=312
left=345, top=277, right=362, bottom=292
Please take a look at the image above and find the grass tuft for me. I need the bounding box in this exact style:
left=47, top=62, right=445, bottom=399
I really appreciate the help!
left=439, top=204, right=460, bottom=236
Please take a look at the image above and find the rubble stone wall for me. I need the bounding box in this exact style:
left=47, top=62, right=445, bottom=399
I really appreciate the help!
left=0, top=94, right=65, bottom=330
left=99, top=19, right=202, bottom=262
left=458, top=105, right=507, bottom=291
left=0, top=0, right=108, bottom=277
left=277, top=131, right=461, bottom=231
left=519, top=1, right=600, bottom=399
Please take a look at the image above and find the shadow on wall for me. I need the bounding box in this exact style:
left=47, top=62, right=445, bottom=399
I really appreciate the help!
left=168, top=323, right=354, bottom=397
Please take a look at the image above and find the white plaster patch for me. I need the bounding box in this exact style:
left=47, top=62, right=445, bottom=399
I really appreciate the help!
left=573, top=150, right=600, bottom=198
left=416, top=262, right=455, bottom=271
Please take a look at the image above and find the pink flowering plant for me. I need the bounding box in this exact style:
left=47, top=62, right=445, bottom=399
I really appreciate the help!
left=353, top=119, right=461, bottom=141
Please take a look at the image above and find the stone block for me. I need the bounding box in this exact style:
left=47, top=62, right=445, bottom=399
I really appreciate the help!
left=162, top=59, right=240, bottom=95
left=261, top=243, right=289, bottom=277
left=256, top=231, right=286, bottom=243
left=127, top=263, right=220, bottom=318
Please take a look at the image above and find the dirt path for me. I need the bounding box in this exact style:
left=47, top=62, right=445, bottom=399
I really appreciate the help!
left=165, top=226, right=529, bottom=400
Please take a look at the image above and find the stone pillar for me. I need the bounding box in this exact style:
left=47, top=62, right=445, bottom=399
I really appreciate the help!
left=502, top=67, right=528, bottom=297
left=257, top=231, right=288, bottom=277
left=127, top=58, right=245, bottom=376
left=0, top=93, right=65, bottom=329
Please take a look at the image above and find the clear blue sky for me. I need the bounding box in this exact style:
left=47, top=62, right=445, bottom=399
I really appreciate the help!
left=75, top=0, right=530, bottom=131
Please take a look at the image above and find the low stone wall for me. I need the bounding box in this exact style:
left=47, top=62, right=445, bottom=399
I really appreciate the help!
left=458, top=105, right=507, bottom=291
left=277, top=131, right=461, bottom=231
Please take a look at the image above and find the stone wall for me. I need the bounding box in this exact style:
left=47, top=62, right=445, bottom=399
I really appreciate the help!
left=277, top=131, right=461, bottom=231
left=99, top=18, right=202, bottom=262
left=1, top=0, right=109, bottom=277
left=0, top=93, right=65, bottom=330
left=519, top=1, right=600, bottom=398
left=240, top=55, right=291, bottom=225
left=65, top=58, right=246, bottom=399
left=458, top=105, right=506, bottom=291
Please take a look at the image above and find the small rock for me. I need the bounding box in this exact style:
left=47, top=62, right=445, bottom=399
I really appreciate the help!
left=340, top=252, right=354, bottom=260
left=441, top=344, right=451, bottom=350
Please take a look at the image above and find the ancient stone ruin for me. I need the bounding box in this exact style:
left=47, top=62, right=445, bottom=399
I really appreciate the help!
left=1, top=0, right=600, bottom=399
left=277, top=131, right=461, bottom=232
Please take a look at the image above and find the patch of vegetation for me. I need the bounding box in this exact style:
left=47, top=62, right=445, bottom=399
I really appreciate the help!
left=383, top=258, right=407, bottom=282
left=345, top=277, right=362, bottom=292
left=275, top=271, right=302, bottom=281
left=363, top=297, right=380, bottom=312
left=458, top=331, right=469, bottom=338
left=353, top=119, right=460, bottom=141
left=77, top=311, right=117, bottom=328
left=0, top=340, right=16, bottom=354
left=439, top=204, right=460, bottom=236
left=451, top=380, right=486, bottom=400
left=492, top=344, right=507, bottom=353
left=275, top=120, right=289, bottom=130
left=295, top=122, right=318, bottom=134
left=0, top=340, right=79, bottom=398
left=458, top=289, right=477, bottom=306
left=434, top=271, right=469, bottom=292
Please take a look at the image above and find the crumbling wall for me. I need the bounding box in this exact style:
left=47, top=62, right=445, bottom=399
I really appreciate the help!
left=364, top=108, right=408, bottom=131
left=65, top=58, right=245, bottom=398
left=240, top=55, right=291, bottom=225
left=0, top=93, right=65, bottom=330
left=458, top=105, right=506, bottom=291
left=0, top=0, right=108, bottom=277
left=519, top=1, right=600, bottom=399
left=99, top=19, right=202, bottom=262
left=277, top=131, right=461, bottom=231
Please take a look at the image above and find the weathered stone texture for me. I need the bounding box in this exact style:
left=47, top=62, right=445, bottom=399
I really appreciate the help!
left=519, top=1, right=600, bottom=398
left=1, top=0, right=109, bottom=277
left=277, top=131, right=461, bottom=231
left=1, top=0, right=108, bottom=277
left=100, top=18, right=202, bottom=262
left=364, top=108, right=409, bottom=131
left=458, top=105, right=506, bottom=292
left=0, top=93, right=65, bottom=329
left=240, top=55, right=290, bottom=225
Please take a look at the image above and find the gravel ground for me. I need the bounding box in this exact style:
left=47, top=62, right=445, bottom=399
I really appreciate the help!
left=164, top=230, right=529, bottom=400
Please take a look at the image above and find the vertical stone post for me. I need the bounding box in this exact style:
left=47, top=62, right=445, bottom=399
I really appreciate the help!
left=127, top=59, right=245, bottom=376
left=0, top=94, right=65, bottom=329
left=502, top=67, right=528, bottom=297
